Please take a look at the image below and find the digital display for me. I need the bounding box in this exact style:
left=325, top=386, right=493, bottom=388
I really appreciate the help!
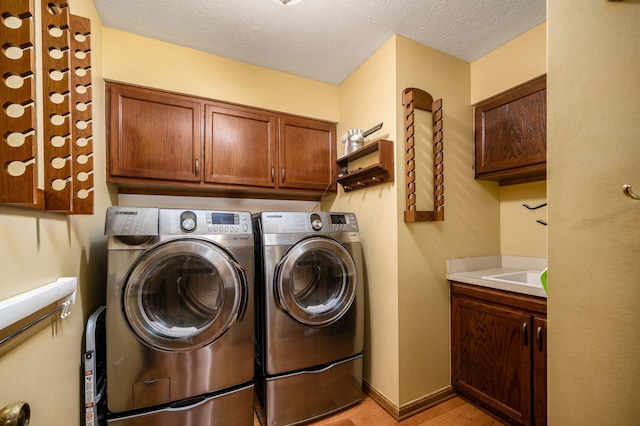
left=330, top=214, right=348, bottom=224
left=211, top=213, right=238, bottom=225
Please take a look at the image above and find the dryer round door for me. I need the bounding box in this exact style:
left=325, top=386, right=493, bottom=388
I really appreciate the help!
left=123, top=239, right=248, bottom=352
left=275, top=237, right=357, bottom=327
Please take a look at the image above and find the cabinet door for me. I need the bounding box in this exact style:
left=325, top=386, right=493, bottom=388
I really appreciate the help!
left=452, top=294, right=532, bottom=425
left=204, top=104, right=277, bottom=188
left=533, top=316, right=547, bottom=425
left=278, top=115, right=336, bottom=191
left=107, top=83, right=202, bottom=182
left=474, top=75, right=546, bottom=184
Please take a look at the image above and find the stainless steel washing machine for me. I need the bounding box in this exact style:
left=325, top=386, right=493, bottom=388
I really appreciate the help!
left=253, top=211, right=364, bottom=426
left=104, top=207, right=254, bottom=425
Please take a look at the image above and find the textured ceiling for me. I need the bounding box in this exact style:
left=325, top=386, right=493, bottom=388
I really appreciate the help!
left=93, top=0, right=546, bottom=85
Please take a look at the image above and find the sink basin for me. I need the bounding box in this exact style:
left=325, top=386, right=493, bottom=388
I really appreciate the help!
left=481, top=271, right=542, bottom=287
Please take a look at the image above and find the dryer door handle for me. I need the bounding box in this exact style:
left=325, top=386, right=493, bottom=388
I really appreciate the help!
left=272, top=261, right=289, bottom=313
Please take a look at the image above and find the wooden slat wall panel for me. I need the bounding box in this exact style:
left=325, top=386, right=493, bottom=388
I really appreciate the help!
left=402, top=87, right=444, bottom=222
left=0, top=0, right=40, bottom=206
left=1, top=0, right=92, bottom=214
left=402, top=88, right=431, bottom=215
left=41, top=0, right=73, bottom=212
left=433, top=98, right=444, bottom=219
left=69, top=14, right=93, bottom=214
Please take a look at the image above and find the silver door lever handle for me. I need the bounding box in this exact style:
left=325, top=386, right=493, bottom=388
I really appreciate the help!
left=623, top=184, right=640, bottom=200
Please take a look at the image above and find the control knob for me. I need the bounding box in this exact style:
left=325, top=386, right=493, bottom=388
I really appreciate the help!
left=310, top=213, right=322, bottom=231
left=180, top=211, right=197, bottom=232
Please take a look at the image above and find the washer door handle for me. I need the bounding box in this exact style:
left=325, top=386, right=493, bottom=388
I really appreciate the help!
left=228, top=258, right=249, bottom=324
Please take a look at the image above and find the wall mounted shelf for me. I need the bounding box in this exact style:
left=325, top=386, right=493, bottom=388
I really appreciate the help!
left=336, top=140, right=394, bottom=192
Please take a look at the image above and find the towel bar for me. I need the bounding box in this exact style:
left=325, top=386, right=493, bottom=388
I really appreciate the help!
left=0, top=277, right=77, bottom=346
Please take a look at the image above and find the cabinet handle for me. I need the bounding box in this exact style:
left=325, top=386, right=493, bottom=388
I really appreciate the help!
left=195, top=159, right=199, bottom=177
left=536, top=326, right=544, bottom=351
left=522, top=322, right=528, bottom=346
left=271, top=167, right=274, bottom=183
left=281, top=167, right=285, bottom=183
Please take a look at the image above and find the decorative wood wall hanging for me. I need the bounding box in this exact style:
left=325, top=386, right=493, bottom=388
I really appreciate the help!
left=69, top=14, right=93, bottom=214
left=1, top=0, right=39, bottom=207
left=402, top=87, right=444, bottom=222
left=0, top=0, right=93, bottom=214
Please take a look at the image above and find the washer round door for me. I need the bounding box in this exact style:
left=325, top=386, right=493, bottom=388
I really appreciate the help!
left=275, top=237, right=357, bottom=327
left=123, top=239, right=248, bottom=352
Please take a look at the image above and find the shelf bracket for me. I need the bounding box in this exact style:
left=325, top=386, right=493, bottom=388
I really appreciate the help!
left=402, top=87, right=444, bottom=222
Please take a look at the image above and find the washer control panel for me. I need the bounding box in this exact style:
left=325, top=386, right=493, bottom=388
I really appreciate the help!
left=105, top=207, right=159, bottom=236
left=160, top=209, right=252, bottom=235
left=205, top=211, right=251, bottom=234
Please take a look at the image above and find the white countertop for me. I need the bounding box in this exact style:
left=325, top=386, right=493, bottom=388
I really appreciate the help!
left=447, top=255, right=547, bottom=298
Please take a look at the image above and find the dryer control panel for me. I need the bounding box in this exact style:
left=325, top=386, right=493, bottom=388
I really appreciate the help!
left=328, top=213, right=358, bottom=232
left=258, top=212, right=359, bottom=234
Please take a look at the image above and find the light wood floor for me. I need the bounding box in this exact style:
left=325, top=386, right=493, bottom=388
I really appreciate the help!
left=254, top=395, right=504, bottom=425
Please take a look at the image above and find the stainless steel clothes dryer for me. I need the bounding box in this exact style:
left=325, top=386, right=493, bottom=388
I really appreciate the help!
left=104, top=207, right=254, bottom=425
left=253, top=211, right=364, bottom=426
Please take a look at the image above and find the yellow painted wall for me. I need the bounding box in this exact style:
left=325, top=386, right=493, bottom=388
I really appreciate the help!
left=326, top=34, right=502, bottom=407
left=547, top=0, right=640, bottom=423
left=102, top=28, right=339, bottom=121
left=328, top=24, right=547, bottom=407
left=470, top=23, right=547, bottom=105
left=470, top=24, right=548, bottom=258
left=0, top=0, right=108, bottom=424
left=322, top=37, right=401, bottom=404
left=394, top=36, right=500, bottom=405
left=499, top=182, right=547, bottom=257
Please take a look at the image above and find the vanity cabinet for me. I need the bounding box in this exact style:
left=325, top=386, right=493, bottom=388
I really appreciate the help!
left=106, top=81, right=336, bottom=200
left=474, top=75, right=546, bottom=185
left=451, top=281, right=547, bottom=425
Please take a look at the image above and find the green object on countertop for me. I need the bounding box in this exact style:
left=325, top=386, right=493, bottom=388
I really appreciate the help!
left=540, top=268, right=548, bottom=294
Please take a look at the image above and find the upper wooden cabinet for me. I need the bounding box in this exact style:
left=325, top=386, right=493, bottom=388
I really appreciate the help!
left=204, top=103, right=277, bottom=188
left=107, top=83, right=202, bottom=183
left=474, top=75, right=546, bottom=185
left=278, top=115, right=336, bottom=192
left=106, top=81, right=337, bottom=200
